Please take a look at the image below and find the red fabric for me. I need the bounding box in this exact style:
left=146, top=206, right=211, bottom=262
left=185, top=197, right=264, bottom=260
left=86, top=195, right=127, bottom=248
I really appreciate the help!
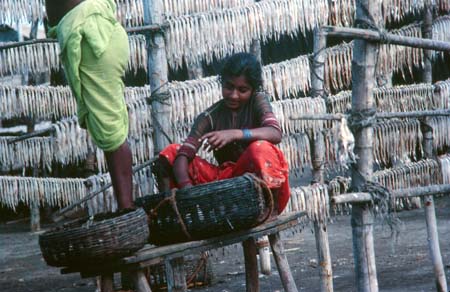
left=159, top=141, right=290, bottom=213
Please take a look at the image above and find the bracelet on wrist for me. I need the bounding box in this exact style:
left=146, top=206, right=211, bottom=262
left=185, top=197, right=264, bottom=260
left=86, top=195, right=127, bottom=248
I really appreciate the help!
left=242, top=128, right=252, bottom=140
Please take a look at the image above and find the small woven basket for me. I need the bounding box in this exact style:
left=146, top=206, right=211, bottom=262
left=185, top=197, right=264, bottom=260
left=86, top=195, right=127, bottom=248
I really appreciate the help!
left=135, top=173, right=273, bottom=245
left=39, top=208, right=149, bottom=267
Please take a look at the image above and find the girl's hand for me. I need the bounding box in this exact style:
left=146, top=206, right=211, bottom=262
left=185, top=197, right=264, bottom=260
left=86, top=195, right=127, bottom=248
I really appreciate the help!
left=199, top=130, right=241, bottom=152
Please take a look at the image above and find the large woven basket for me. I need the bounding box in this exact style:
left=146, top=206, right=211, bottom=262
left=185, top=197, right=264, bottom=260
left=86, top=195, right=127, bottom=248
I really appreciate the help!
left=39, top=208, right=149, bottom=267
left=135, top=173, right=273, bottom=245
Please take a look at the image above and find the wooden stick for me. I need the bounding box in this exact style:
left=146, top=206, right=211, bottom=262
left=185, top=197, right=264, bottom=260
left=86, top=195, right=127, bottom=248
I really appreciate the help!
left=311, top=132, right=334, bottom=292
left=323, top=25, right=450, bottom=52
left=243, top=238, right=259, bottom=292
left=51, top=158, right=157, bottom=222
left=332, top=184, right=450, bottom=204
left=7, top=127, right=55, bottom=144
left=290, top=110, right=450, bottom=121
left=269, top=232, right=298, bottom=292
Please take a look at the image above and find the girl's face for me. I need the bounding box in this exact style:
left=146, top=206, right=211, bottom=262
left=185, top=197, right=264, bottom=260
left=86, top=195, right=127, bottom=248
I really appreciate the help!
left=222, top=75, right=254, bottom=111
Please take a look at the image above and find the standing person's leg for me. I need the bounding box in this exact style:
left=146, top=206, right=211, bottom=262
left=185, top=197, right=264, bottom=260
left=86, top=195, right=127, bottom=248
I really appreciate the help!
left=105, top=142, right=133, bottom=209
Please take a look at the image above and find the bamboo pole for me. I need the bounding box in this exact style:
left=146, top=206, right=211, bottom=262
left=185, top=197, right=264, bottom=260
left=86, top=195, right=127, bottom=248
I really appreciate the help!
left=331, top=184, right=450, bottom=204
left=421, top=4, right=448, bottom=289
left=323, top=26, right=450, bottom=52
left=144, top=0, right=172, bottom=155
left=290, top=110, right=450, bottom=121
left=350, top=1, right=380, bottom=291
left=311, top=132, right=334, bottom=292
left=0, top=24, right=164, bottom=51
left=311, top=27, right=327, bottom=98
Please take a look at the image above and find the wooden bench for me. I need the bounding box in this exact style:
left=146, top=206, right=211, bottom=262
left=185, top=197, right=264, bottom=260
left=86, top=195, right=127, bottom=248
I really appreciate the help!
left=61, top=212, right=306, bottom=292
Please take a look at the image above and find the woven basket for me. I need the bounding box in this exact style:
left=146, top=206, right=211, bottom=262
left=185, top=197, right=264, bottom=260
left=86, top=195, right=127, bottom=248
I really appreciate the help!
left=135, top=173, right=273, bottom=245
left=39, top=208, right=149, bottom=267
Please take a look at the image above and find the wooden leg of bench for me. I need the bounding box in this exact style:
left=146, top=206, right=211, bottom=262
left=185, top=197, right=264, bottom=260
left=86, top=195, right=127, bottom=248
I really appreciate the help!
left=165, top=257, right=187, bottom=292
left=269, top=232, right=298, bottom=292
left=132, top=270, right=152, bottom=292
left=243, top=237, right=259, bottom=292
left=100, top=274, right=114, bottom=292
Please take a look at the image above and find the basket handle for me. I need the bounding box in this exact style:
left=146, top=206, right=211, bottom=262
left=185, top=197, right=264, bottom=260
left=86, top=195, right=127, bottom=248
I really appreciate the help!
left=149, top=188, right=192, bottom=240
left=244, top=173, right=274, bottom=224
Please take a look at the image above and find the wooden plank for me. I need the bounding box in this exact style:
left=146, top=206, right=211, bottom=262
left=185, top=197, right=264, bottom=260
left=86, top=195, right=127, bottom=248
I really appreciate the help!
left=269, top=232, right=298, bottom=292
left=127, top=212, right=306, bottom=265
left=61, top=213, right=306, bottom=277
left=243, top=238, right=259, bottom=292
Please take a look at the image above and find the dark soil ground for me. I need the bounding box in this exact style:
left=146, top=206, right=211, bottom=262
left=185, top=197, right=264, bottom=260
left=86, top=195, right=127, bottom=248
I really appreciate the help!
left=1, top=196, right=449, bottom=292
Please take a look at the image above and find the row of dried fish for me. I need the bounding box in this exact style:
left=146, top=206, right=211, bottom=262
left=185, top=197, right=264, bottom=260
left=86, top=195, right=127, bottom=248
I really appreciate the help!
left=373, top=159, right=442, bottom=190
left=283, top=184, right=330, bottom=224
left=0, top=35, right=146, bottom=77
left=428, top=116, right=450, bottom=153
left=373, top=119, right=423, bottom=166
left=0, top=84, right=151, bottom=120
left=165, top=0, right=328, bottom=68
left=0, top=160, right=154, bottom=212
left=272, top=98, right=327, bottom=135
left=279, top=132, right=312, bottom=176
left=0, top=0, right=45, bottom=25
left=0, top=176, right=87, bottom=211
left=324, top=15, right=450, bottom=92
left=327, top=81, right=449, bottom=114
left=0, top=137, right=53, bottom=171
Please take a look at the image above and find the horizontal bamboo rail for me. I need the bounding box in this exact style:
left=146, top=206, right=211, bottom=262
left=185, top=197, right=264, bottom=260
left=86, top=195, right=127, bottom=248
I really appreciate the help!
left=290, top=110, right=450, bottom=121
left=332, top=184, right=450, bottom=204
left=323, top=26, right=450, bottom=52
left=0, top=24, right=164, bottom=51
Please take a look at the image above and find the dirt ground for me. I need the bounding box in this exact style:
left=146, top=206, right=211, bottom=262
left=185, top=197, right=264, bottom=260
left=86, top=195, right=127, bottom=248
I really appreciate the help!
left=1, top=196, right=449, bottom=292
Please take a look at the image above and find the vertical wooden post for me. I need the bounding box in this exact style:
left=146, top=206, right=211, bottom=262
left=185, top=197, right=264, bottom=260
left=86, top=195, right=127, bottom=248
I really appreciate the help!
left=26, top=120, right=40, bottom=232
left=170, top=257, right=187, bottom=292
left=421, top=120, right=448, bottom=292
left=268, top=233, right=298, bottom=292
left=243, top=238, right=259, bottom=292
left=143, top=0, right=171, bottom=154
left=420, top=4, right=448, bottom=290
left=351, top=1, right=380, bottom=291
left=132, top=270, right=153, bottom=292
left=311, top=132, right=333, bottom=292
left=311, top=27, right=327, bottom=98
left=100, top=274, right=114, bottom=292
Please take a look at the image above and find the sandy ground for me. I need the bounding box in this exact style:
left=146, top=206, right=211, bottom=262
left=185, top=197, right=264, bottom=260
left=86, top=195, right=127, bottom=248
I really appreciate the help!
left=1, top=197, right=449, bottom=292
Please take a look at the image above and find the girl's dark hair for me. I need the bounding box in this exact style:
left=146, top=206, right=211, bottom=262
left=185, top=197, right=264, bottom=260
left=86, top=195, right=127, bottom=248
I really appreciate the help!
left=219, top=52, right=263, bottom=91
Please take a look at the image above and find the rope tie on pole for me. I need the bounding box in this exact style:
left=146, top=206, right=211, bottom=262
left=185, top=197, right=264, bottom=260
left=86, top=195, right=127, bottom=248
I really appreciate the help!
left=348, top=108, right=377, bottom=132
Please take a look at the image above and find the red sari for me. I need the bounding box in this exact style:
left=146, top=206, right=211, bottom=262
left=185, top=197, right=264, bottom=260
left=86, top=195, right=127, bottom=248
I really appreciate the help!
left=159, top=140, right=290, bottom=213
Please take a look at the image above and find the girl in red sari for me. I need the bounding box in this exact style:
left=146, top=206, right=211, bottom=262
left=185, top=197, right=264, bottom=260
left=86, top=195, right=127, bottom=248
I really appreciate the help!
left=155, top=53, right=290, bottom=214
